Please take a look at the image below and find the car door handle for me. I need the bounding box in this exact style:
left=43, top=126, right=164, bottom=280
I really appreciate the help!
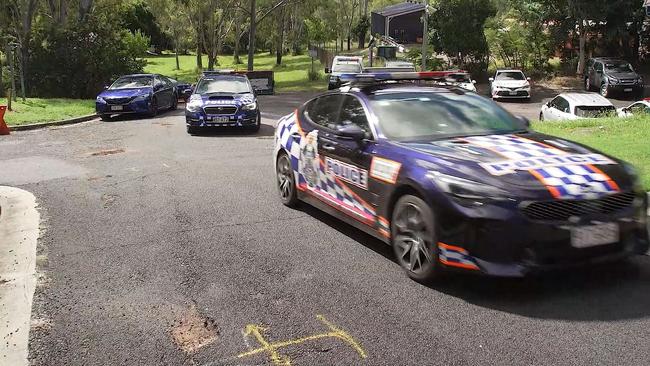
left=290, top=133, right=301, bottom=141
left=322, top=144, right=336, bottom=152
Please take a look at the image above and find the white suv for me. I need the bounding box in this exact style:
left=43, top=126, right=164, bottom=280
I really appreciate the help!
left=489, top=70, right=531, bottom=100
left=326, top=56, right=364, bottom=90
left=540, top=92, right=616, bottom=121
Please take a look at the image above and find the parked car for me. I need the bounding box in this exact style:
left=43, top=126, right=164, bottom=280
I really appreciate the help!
left=325, top=56, right=364, bottom=90
left=96, top=74, right=178, bottom=121
left=584, top=58, right=644, bottom=99
left=443, top=71, right=477, bottom=92
left=384, top=60, right=416, bottom=70
left=489, top=69, right=531, bottom=100
left=540, top=92, right=616, bottom=121
left=618, top=99, right=650, bottom=117
left=185, top=71, right=261, bottom=134
left=171, top=79, right=193, bottom=101
left=273, top=71, right=648, bottom=281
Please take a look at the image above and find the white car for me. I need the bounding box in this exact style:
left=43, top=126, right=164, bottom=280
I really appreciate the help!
left=540, top=92, right=616, bottom=121
left=444, top=72, right=477, bottom=92
left=489, top=69, right=531, bottom=100
left=618, top=100, right=650, bottom=117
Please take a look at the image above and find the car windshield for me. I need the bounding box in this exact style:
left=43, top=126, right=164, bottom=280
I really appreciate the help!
left=495, top=72, right=525, bottom=81
left=332, top=64, right=362, bottom=73
left=575, top=106, right=616, bottom=118
left=195, top=77, right=251, bottom=94
left=370, top=91, right=522, bottom=141
left=110, top=76, right=152, bottom=89
left=605, top=62, right=634, bottom=73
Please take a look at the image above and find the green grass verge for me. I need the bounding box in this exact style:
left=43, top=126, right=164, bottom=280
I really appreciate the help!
left=0, top=98, right=95, bottom=126
left=532, top=115, right=650, bottom=189
left=143, top=53, right=327, bottom=92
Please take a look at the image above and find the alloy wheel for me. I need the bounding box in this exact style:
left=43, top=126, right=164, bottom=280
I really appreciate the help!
left=393, top=203, right=433, bottom=274
left=276, top=153, right=297, bottom=206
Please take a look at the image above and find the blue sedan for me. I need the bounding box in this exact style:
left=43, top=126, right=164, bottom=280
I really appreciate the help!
left=96, top=74, right=178, bottom=120
left=273, top=71, right=648, bottom=282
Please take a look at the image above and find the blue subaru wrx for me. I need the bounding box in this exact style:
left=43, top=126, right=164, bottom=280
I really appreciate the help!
left=96, top=74, right=178, bottom=120
left=273, top=72, right=649, bottom=282
left=185, top=71, right=261, bottom=134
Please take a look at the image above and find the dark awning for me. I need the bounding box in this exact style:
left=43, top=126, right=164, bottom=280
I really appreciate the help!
left=373, top=2, right=425, bottom=17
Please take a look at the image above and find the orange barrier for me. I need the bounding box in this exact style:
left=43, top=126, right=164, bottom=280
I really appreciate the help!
left=0, top=106, right=9, bottom=135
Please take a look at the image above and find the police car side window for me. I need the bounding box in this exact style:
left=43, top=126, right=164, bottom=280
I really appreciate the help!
left=306, top=95, right=343, bottom=130
left=339, top=95, right=370, bottom=135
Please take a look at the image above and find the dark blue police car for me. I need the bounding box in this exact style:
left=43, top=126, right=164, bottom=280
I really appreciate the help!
left=96, top=74, right=178, bottom=120
left=185, top=71, right=261, bottom=134
left=273, top=72, right=648, bottom=282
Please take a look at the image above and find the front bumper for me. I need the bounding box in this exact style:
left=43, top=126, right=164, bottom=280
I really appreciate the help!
left=185, top=109, right=259, bottom=128
left=607, top=84, right=644, bottom=94
left=492, top=88, right=531, bottom=99
left=96, top=99, right=151, bottom=115
left=434, top=193, right=649, bottom=277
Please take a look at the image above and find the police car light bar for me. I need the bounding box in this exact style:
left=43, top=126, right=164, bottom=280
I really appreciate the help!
left=202, top=69, right=242, bottom=76
left=338, top=71, right=461, bottom=84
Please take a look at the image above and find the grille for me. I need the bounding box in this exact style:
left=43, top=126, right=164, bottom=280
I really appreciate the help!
left=204, top=106, right=237, bottom=115
left=522, top=192, right=636, bottom=221
left=105, top=97, right=134, bottom=105
left=619, top=79, right=636, bottom=84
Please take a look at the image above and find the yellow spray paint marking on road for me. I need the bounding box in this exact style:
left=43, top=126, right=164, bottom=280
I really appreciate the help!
left=236, top=314, right=367, bottom=366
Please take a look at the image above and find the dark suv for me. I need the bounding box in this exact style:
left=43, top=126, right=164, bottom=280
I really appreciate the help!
left=584, top=58, right=644, bottom=99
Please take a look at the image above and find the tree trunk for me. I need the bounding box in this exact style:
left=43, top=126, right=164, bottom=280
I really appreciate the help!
left=247, top=0, right=257, bottom=71
left=276, top=6, right=285, bottom=65
left=197, top=44, right=203, bottom=69
left=576, top=20, right=586, bottom=75
left=347, top=36, right=351, bottom=51
left=234, top=9, right=241, bottom=64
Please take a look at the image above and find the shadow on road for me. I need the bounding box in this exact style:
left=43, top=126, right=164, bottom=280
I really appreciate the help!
left=298, top=199, right=650, bottom=322
left=189, top=123, right=275, bottom=137
left=100, top=108, right=185, bottom=123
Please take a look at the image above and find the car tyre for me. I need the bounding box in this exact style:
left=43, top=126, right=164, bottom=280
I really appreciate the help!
left=250, top=113, right=261, bottom=133
left=148, top=98, right=158, bottom=118
left=99, top=114, right=112, bottom=121
left=187, top=126, right=198, bottom=134
left=276, top=152, right=298, bottom=207
left=539, top=112, right=544, bottom=121
left=600, top=83, right=609, bottom=98
left=391, top=194, right=441, bottom=283
left=170, top=95, right=178, bottom=111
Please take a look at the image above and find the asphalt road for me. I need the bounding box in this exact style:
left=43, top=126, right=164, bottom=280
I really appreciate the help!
left=1, top=93, right=649, bottom=366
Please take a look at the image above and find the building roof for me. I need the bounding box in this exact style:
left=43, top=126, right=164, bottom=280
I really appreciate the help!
left=373, top=2, right=425, bottom=17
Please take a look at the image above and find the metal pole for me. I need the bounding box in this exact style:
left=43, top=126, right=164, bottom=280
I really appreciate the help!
left=247, top=0, right=257, bottom=71
left=421, top=0, right=428, bottom=71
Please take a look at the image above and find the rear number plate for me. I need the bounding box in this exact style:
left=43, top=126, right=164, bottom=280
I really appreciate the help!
left=110, top=105, right=123, bottom=111
left=571, top=223, right=619, bottom=248
left=624, top=88, right=633, bottom=92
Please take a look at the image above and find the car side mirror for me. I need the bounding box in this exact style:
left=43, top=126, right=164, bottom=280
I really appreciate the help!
left=335, top=123, right=365, bottom=141
left=526, top=77, right=531, bottom=81
left=183, top=88, right=192, bottom=95
left=516, top=115, right=531, bottom=129
left=104, top=85, right=109, bottom=90
left=472, top=80, right=477, bottom=84
left=325, top=68, right=331, bottom=74
left=488, top=77, right=494, bottom=82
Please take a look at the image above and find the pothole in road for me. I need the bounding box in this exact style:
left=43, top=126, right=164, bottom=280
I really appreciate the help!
left=170, top=304, right=219, bottom=354
left=89, top=148, right=125, bottom=156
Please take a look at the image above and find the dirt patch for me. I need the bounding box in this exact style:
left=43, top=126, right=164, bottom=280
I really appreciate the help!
left=539, top=76, right=583, bottom=90
left=90, top=148, right=125, bottom=156
left=170, top=305, right=219, bottom=354
left=101, top=193, right=119, bottom=208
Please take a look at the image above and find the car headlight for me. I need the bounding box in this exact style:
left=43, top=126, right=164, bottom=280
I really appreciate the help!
left=608, top=77, right=620, bottom=84
left=186, top=99, right=203, bottom=113
left=427, top=171, right=511, bottom=202
left=242, top=101, right=257, bottom=111
left=96, top=96, right=106, bottom=103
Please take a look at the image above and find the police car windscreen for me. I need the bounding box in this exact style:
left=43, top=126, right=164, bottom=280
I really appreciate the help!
left=332, top=64, right=362, bottom=73
left=370, top=92, right=520, bottom=141
left=110, top=76, right=153, bottom=89
left=196, top=77, right=251, bottom=94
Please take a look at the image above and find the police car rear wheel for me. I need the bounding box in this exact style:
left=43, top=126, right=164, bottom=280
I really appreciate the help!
left=391, top=195, right=440, bottom=282
left=277, top=152, right=298, bottom=207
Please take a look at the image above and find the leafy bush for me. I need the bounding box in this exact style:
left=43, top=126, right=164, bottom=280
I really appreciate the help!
left=27, top=16, right=147, bottom=98
left=308, top=69, right=322, bottom=81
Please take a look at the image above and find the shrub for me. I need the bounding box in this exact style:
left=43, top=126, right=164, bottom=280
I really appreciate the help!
left=308, top=69, right=321, bottom=81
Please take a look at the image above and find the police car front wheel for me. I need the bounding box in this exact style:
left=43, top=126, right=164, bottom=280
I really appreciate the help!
left=276, top=152, right=298, bottom=207
left=391, top=195, right=441, bottom=282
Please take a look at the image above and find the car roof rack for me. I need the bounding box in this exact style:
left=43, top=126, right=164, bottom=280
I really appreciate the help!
left=338, top=71, right=467, bottom=86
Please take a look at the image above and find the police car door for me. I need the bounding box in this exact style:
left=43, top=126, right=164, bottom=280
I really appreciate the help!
left=318, top=94, right=376, bottom=221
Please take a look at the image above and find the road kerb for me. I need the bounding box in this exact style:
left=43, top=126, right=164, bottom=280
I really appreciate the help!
left=9, top=114, right=98, bottom=131
left=0, top=187, right=40, bottom=366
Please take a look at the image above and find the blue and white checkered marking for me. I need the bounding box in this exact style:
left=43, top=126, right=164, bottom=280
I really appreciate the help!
left=463, top=134, right=619, bottom=200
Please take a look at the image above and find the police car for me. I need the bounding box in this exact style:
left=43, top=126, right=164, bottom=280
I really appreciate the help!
left=185, top=71, right=261, bottom=134
left=273, top=72, right=648, bottom=282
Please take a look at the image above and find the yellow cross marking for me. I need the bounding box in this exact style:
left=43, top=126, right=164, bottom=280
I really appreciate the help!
left=236, top=314, right=367, bottom=365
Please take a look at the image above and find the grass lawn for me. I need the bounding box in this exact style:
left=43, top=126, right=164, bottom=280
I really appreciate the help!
left=0, top=98, right=95, bottom=126
left=532, top=115, right=650, bottom=189
left=143, top=53, right=327, bottom=92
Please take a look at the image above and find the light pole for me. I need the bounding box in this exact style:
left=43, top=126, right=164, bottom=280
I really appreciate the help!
left=421, top=0, right=428, bottom=71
